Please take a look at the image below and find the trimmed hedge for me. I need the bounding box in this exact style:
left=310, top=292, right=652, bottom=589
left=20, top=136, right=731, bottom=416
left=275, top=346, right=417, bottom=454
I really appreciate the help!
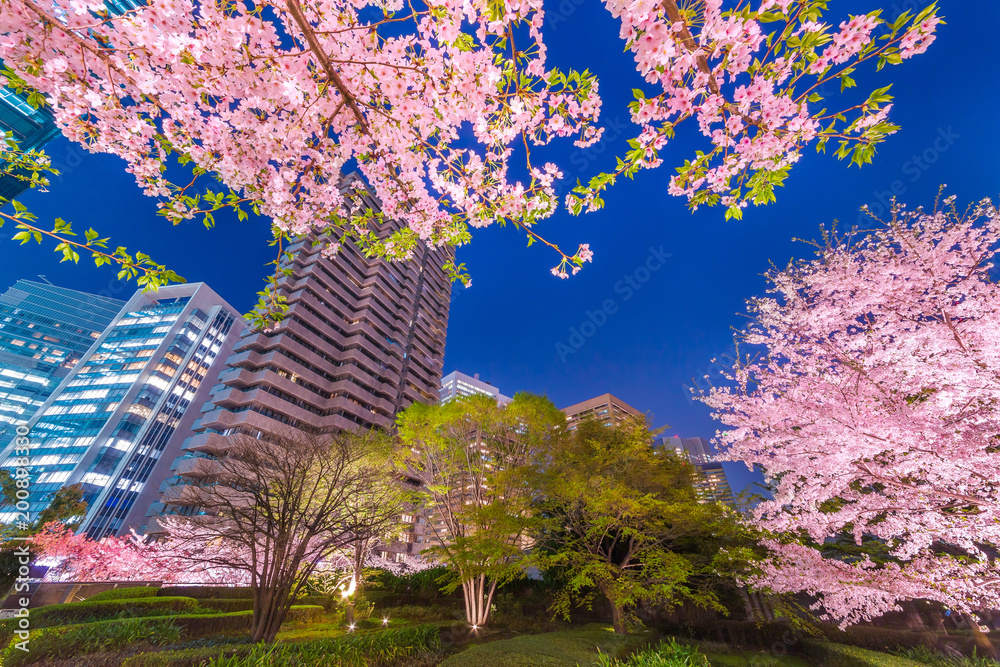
left=28, top=596, right=200, bottom=628
left=159, top=586, right=252, bottom=599
left=123, top=624, right=441, bottom=667
left=85, top=586, right=160, bottom=602
left=198, top=599, right=255, bottom=613
left=170, top=605, right=324, bottom=638
left=362, top=589, right=463, bottom=610
left=802, top=640, right=923, bottom=667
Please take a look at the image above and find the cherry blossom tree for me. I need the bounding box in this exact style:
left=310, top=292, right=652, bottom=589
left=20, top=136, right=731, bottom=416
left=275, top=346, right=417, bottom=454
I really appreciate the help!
left=703, top=197, right=1000, bottom=636
left=28, top=520, right=244, bottom=583
left=0, top=0, right=939, bottom=318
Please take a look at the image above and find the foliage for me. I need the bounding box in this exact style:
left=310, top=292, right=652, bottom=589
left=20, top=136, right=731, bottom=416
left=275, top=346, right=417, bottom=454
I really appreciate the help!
left=0, top=616, right=182, bottom=666
left=202, top=624, right=441, bottom=667
left=437, top=624, right=652, bottom=667
left=704, top=198, right=1000, bottom=624
left=535, top=417, right=757, bottom=633
left=85, top=586, right=161, bottom=602
left=597, top=638, right=711, bottom=666
left=367, top=566, right=457, bottom=599
left=398, top=392, right=565, bottom=626
left=800, top=640, right=924, bottom=667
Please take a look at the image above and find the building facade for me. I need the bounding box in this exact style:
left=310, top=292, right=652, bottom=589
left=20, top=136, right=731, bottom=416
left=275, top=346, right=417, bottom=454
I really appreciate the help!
left=151, top=201, right=452, bottom=558
left=655, top=435, right=737, bottom=509
left=0, top=280, right=124, bottom=449
left=0, top=283, right=240, bottom=538
left=560, top=393, right=644, bottom=431
left=439, top=370, right=511, bottom=405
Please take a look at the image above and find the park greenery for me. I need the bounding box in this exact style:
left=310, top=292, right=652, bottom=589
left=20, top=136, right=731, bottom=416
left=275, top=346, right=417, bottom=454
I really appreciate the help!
left=4, top=386, right=995, bottom=665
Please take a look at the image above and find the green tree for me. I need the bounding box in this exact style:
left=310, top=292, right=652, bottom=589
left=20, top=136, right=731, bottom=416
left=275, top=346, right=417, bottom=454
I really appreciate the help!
left=398, top=392, right=564, bottom=627
left=536, top=417, right=751, bottom=634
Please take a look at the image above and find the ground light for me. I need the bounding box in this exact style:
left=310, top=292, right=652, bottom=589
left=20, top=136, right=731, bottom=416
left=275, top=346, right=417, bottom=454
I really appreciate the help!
left=382, top=617, right=389, bottom=625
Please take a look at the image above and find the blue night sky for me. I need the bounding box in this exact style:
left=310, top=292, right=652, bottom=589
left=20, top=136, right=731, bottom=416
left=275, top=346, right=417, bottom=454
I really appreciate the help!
left=1, top=2, right=997, bottom=495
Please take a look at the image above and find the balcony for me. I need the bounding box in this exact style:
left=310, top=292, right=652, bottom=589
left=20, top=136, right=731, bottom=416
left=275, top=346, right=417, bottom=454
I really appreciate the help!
left=174, top=457, right=223, bottom=478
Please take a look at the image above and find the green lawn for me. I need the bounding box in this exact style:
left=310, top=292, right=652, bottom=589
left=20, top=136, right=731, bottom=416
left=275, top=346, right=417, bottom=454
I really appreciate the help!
left=438, top=624, right=653, bottom=667
left=706, top=652, right=812, bottom=667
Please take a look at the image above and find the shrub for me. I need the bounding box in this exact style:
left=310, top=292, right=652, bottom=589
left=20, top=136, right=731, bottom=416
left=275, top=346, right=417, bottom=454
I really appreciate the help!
left=28, top=596, right=200, bottom=628
left=598, top=638, right=711, bottom=666
left=0, top=616, right=182, bottom=666
left=802, top=640, right=924, bottom=667
left=198, top=599, right=255, bottom=613
left=123, top=643, right=256, bottom=667
left=168, top=606, right=322, bottom=638
left=296, top=594, right=339, bottom=612
left=159, top=586, right=253, bottom=599
left=368, top=566, right=456, bottom=598
left=85, top=586, right=160, bottom=602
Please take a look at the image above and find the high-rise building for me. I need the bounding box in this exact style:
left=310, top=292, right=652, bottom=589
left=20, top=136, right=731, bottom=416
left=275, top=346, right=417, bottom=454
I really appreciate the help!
left=658, top=435, right=714, bottom=465
left=439, top=370, right=511, bottom=405
left=0, top=89, right=60, bottom=202
left=561, top=393, right=644, bottom=431
left=655, top=435, right=736, bottom=509
left=150, top=190, right=452, bottom=554
left=1, top=1, right=145, bottom=201
left=0, top=280, right=124, bottom=448
left=0, top=283, right=240, bottom=538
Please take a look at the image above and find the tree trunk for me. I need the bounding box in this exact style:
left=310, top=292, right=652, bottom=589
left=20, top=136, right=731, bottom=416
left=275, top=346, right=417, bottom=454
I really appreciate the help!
left=251, top=583, right=293, bottom=643
left=460, top=575, right=494, bottom=626
left=597, top=581, right=627, bottom=634
left=962, top=612, right=998, bottom=659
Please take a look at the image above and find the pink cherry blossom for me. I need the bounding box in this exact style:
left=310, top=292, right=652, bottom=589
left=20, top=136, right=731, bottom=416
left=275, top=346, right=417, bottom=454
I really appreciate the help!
left=704, top=198, right=1000, bottom=622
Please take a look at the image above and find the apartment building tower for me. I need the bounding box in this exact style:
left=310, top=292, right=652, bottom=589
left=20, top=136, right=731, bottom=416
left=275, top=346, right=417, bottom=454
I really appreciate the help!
left=152, top=195, right=452, bottom=555
left=561, top=393, right=645, bottom=431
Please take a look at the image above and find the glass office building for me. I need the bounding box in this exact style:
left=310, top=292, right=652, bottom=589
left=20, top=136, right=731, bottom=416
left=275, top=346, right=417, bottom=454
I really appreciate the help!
left=0, top=283, right=239, bottom=538
left=0, top=280, right=124, bottom=449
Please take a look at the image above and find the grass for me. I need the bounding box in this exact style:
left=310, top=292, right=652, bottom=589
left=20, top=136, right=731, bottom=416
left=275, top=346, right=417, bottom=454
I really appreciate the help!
left=437, top=624, right=654, bottom=667
left=0, top=616, right=182, bottom=666
left=894, top=646, right=1000, bottom=667
left=201, top=624, right=441, bottom=666
left=705, top=653, right=812, bottom=667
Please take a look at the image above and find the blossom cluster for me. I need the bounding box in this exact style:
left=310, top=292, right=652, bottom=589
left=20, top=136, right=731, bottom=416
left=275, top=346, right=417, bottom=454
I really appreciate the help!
left=569, top=0, right=940, bottom=219
left=0, top=0, right=602, bottom=277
